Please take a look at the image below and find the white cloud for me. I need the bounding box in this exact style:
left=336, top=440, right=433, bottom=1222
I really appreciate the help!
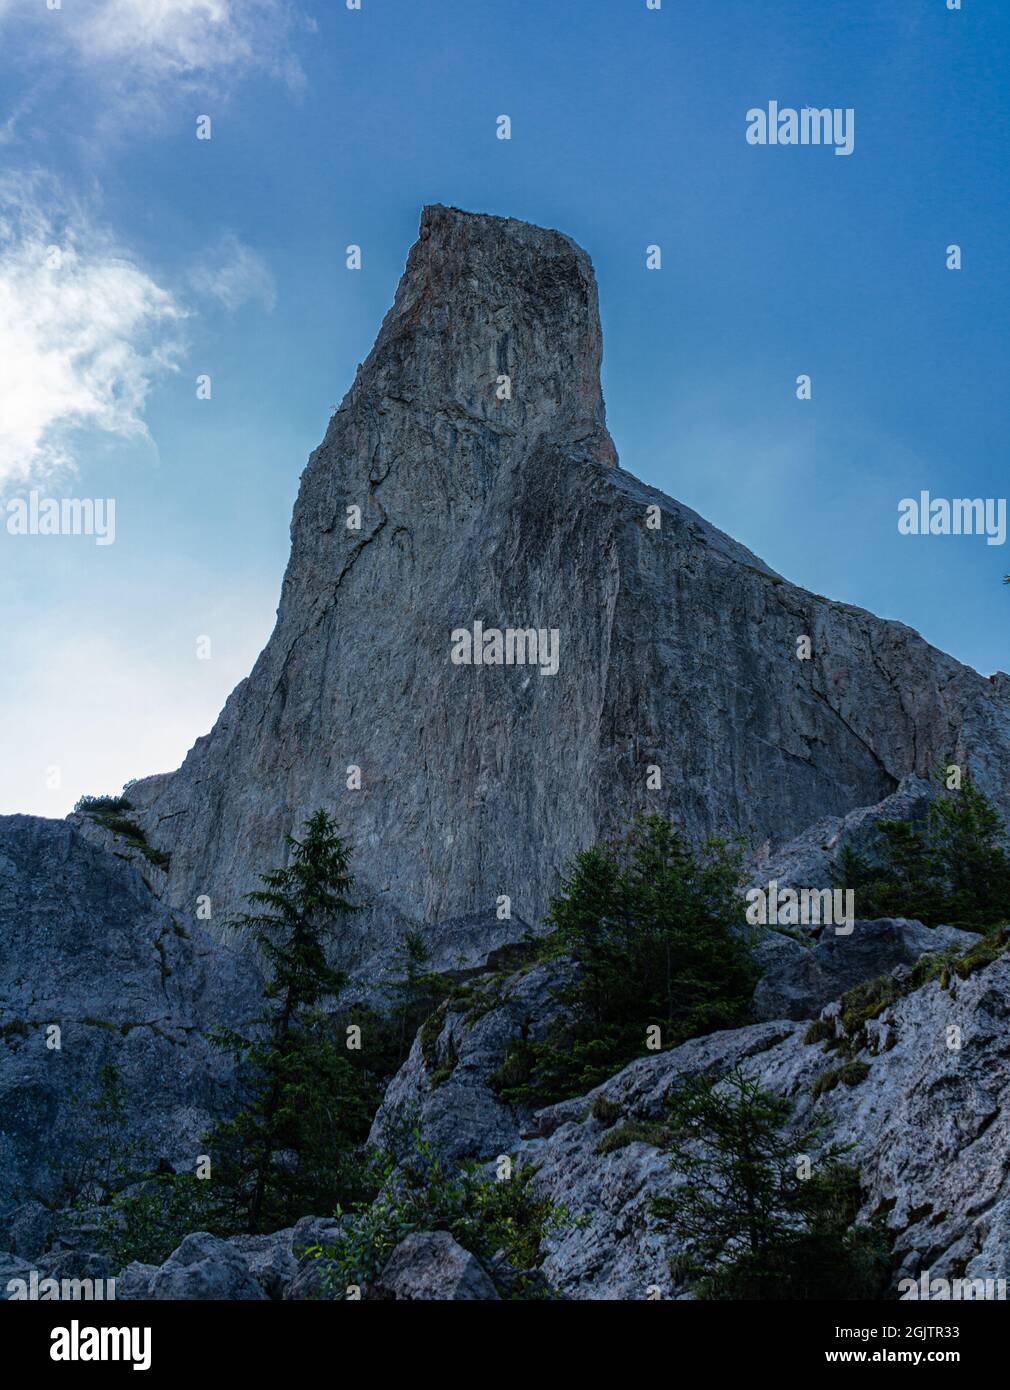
left=189, top=232, right=277, bottom=313
left=0, top=0, right=302, bottom=88
left=0, top=177, right=184, bottom=487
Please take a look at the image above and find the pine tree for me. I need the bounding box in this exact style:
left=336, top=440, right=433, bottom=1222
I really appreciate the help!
left=492, top=816, right=758, bottom=1107
left=834, top=772, right=1010, bottom=929
left=211, top=810, right=373, bottom=1233
left=651, top=1070, right=889, bottom=1299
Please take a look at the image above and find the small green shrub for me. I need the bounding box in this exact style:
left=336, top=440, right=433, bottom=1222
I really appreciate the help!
left=309, top=1135, right=573, bottom=1299
left=650, top=1070, right=890, bottom=1300
left=590, top=1096, right=622, bottom=1126
left=596, top=1117, right=671, bottom=1155
left=811, top=1061, right=871, bottom=1100
left=74, top=794, right=133, bottom=815
left=803, top=1017, right=836, bottom=1046
left=833, top=772, right=1010, bottom=931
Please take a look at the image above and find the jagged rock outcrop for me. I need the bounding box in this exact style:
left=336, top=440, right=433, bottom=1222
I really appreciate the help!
left=93, top=205, right=1010, bottom=963
left=368, top=958, right=576, bottom=1164
left=750, top=918, right=978, bottom=1021
left=0, top=816, right=261, bottom=1205
left=744, top=774, right=937, bottom=894
left=517, top=954, right=1010, bottom=1298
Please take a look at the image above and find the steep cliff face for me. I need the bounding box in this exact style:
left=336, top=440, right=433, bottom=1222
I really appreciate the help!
left=0, top=817, right=261, bottom=1202
left=118, top=205, right=1010, bottom=937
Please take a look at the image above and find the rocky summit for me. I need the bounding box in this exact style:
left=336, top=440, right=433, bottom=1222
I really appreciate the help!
left=4, top=207, right=1010, bottom=1303
left=94, top=204, right=1010, bottom=944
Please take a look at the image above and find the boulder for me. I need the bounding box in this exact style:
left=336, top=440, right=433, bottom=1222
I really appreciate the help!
left=372, top=1231, right=499, bottom=1301
left=147, top=1232, right=268, bottom=1301
left=115, top=1261, right=159, bottom=1301
left=5, top=1200, right=52, bottom=1260
left=369, top=959, right=576, bottom=1164
left=751, top=918, right=979, bottom=1021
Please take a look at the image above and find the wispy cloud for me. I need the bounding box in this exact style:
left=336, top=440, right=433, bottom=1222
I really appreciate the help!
left=189, top=232, right=277, bottom=313
left=0, top=176, right=184, bottom=487
left=0, top=0, right=303, bottom=95
left=74, top=0, right=303, bottom=85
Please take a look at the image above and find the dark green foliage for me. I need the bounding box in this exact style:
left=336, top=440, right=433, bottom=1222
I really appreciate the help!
left=100, top=1174, right=224, bottom=1269
left=208, top=810, right=377, bottom=1233
left=309, top=1133, right=573, bottom=1299
left=74, top=793, right=133, bottom=815
left=834, top=774, right=1010, bottom=930
left=55, top=1060, right=150, bottom=1209
left=74, top=798, right=170, bottom=869
left=803, top=1017, right=836, bottom=1046
left=489, top=1027, right=638, bottom=1109
left=808, top=927, right=1010, bottom=1058
left=651, top=1070, right=889, bottom=1300
left=590, top=1095, right=623, bottom=1126
left=491, top=816, right=758, bottom=1107
left=383, top=930, right=451, bottom=1064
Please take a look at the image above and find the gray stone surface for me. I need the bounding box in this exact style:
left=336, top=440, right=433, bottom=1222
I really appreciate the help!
left=751, top=918, right=979, bottom=1021
left=6, top=1200, right=52, bottom=1259
left=0, top=815, right=262, bottom=1202
left=373, top=1230, right=499, bottom=1301
left=147, top=1232, right=268, bottom=1301
left=115, top=1261, right=159, bottom=1301
left=368, top=958, right=576, bottom=1164
left=87, top=205, right=1010, bottom=969
left=744, top=774, right=937, bottom=893
left=516, top=952, right=1010, bottom=1298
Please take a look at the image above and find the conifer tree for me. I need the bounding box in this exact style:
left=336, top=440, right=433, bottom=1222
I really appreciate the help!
left=212, top=810, right=373, bottom=1233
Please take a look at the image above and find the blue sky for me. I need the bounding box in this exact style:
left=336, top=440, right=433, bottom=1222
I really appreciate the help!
left=0, top=0, right=1007, bottom=816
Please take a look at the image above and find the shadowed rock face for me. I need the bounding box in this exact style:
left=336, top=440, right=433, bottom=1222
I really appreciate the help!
left=0, top=816, right=261, bottom=1202
left=111, top=204, right=1010, bottom=941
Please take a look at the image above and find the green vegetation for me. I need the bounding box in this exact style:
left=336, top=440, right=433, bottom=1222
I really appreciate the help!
left=308, top=1133, right=573, bottom=1299
left=834, top=773, right=1010, bottom=930
left=56, top=1061, right=149, bottom=1210
left=74, top=794, right=133, bottom=815
left=490, top=816, right=758, bottom=1108
left=810, top=1061, right=871, bottom=1100
left=95, top=812, right=381, bottom=1262
left=806, top=927, right=1010, bottom=1057
left=596, top=1117, right=673, bottom=1155
left=651, top=1070, right=890, bottom=1300
left=208, top=810, right=375, bottom=1233
left=101, top=1173, right=223, bottom=1270
left=74, top=795, right=170, bottom=870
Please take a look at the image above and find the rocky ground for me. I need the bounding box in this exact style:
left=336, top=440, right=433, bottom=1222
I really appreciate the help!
left=3, top=813, right=1009, bottom=1300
